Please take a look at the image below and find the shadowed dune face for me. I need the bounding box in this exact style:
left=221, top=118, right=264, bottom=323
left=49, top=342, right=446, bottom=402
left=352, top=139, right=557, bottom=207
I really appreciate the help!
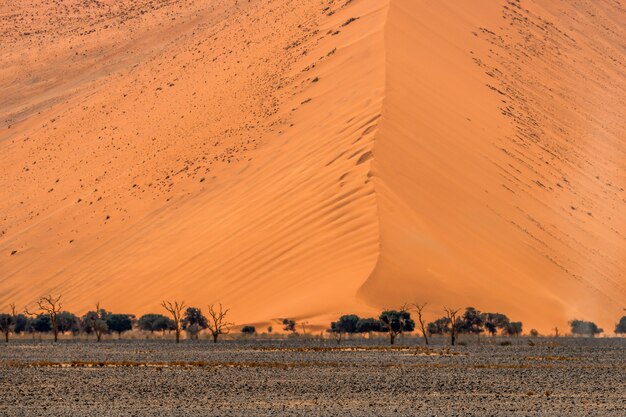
left=1, top=0, right=624, bottom=332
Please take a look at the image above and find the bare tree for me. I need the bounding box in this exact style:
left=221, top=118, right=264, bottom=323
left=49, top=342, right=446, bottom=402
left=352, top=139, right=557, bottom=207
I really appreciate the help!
left=26, top=295, right=62, bottom=342
left=0, top=304, right=17, bottom=343
left=444, top=307, right=460, bottom=346
left=162, top=300, right=186, bottom=343
left=300, top=321, right=309, bottom=336
left=207, top=303, right=233, bottom=343
left=412, top=302, right=429, bottom=345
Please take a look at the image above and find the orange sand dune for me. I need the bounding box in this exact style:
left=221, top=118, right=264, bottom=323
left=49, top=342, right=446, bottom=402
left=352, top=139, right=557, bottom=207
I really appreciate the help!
left=1, top=0, right=625, bottom=333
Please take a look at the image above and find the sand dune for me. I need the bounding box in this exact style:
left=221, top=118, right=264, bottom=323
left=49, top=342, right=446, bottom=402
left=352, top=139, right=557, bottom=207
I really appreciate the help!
left=1, top=0, right=624, bottom=332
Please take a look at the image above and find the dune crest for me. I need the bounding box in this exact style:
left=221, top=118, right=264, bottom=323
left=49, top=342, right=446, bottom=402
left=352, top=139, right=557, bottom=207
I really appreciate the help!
left=1, top=0, right=624, bottom=332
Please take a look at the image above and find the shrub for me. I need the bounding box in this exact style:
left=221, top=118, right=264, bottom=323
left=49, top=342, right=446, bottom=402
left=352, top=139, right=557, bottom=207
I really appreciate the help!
left=182, top=307, right=208, bottom=340
left=328, top=315, right=361, bottom=344
left=32, top=314, right=52, bottom=333
left=241, top=325, right=256, bottom=335
left=138, top=314, right=174, bottom=334
left=282, top=319, right=297, bottom=333
left=56, top=311, right=80, bottom=334
left=427, top=317, right=450, bottom=335
left=457, top=307, right=484, bottom=335
left=570, top=320, right=602, bottom=337
left=481, top=312, right=510, bottom=336
left=355, top=318, right=383, bottom=334
left=331, top=315, right=360, bottom=334
left=379, top=310, right=415, bottom=345
left=504, top=321, right=523, bottom=336
left=81, top=307, right=110, bottom=341
left=13, top=314, right=30, bottom=334
left=0, top=313, right=14, bottom=342
left=106, top=314, right=133, bottom=338
left=615, top=317, right=626, bottom=335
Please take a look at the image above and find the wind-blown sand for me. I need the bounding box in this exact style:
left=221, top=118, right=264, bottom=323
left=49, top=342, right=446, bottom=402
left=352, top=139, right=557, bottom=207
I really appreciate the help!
left=1, top=0, right=625, bottom=333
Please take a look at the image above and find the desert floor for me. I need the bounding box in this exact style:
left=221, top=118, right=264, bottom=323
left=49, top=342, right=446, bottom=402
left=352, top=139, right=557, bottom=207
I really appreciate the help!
left=0, top=337, right=624, bottom=416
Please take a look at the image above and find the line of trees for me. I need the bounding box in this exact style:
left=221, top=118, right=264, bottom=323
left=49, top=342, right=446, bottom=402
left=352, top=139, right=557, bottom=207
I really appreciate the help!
left=327, top=305, right=525, bottom=346
left=1, top=296, right=624, bottom=344
left=327, top=305, right=626, bottom=345
left=0, top=296, right=233, bottom=344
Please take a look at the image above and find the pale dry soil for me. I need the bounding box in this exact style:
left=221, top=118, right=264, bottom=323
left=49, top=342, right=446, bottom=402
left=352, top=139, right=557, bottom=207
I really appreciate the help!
left=0, top=337, right=624, bottom=416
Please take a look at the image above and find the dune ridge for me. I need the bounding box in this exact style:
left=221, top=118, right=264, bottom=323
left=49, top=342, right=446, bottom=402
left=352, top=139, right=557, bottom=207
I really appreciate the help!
left=1, top=0, right=624, bottom=332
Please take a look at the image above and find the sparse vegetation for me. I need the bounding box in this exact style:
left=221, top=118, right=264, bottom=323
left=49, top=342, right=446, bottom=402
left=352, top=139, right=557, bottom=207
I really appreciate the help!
left=3, top=298, right=623, bottom=348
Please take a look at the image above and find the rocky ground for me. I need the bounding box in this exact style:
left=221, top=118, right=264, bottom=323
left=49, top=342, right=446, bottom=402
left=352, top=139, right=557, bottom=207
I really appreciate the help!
left=0, top=336, right=624, bottom=416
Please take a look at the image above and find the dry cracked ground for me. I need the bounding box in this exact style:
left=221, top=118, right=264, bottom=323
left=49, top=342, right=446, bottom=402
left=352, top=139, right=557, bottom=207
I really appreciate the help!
left=0, top=337, right=624, bottom=416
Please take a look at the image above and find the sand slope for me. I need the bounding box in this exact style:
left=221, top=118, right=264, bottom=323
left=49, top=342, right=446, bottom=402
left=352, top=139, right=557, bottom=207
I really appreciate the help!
left=1, top=0, right=624, bottom=332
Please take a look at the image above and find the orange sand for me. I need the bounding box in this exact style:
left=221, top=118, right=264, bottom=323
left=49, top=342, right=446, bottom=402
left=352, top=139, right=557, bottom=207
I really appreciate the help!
left=1, top=0, right=625, bottom=333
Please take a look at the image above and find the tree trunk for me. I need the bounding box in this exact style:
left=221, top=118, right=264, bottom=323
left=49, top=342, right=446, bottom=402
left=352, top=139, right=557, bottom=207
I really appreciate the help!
left=450, top=333, right=456, bottom=346
left=213, top=333, right=218, bottom=343
left=175, top=330, right=181, bottom=343
left=422, top=328, right=429, bottom=345
left=390, top=333, right=395, bottom=345
left=4, top=332, right=8, bottom=343
left=51, top=316, right=58, bottom=342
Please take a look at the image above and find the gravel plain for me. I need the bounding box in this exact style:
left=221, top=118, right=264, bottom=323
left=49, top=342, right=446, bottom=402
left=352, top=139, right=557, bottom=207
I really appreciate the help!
left=0, top=336, right=624, bottom=416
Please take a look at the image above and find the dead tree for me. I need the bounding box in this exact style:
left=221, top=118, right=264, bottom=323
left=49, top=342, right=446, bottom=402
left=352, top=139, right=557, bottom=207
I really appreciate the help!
left=444, top=307, right=460, bottom=346
left=26, top=295, right=62, bottom=342
left=162, top=300, right=186, bottom=343
left=207, top=303, right=233, bottom=343
left=0, top=304, right=16, bottom=343
left=412, top=302, right=429, bottom=345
